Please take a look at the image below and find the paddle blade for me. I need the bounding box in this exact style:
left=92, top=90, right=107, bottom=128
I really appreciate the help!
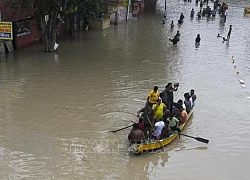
left=195, top=137, right=209, bottom=144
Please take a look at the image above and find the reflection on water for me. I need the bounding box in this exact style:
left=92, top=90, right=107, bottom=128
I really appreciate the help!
left=127, top=153, right=170, bottom=180
left=0, top=0, right=250, bottom=179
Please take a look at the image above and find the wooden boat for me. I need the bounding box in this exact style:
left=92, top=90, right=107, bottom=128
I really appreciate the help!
left=129, top=107, right=194, bottom=154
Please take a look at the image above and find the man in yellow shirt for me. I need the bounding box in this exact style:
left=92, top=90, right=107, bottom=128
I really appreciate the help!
left=152, top=98, right=167, bottom=120
left=147, top=86, right=159, bottom=107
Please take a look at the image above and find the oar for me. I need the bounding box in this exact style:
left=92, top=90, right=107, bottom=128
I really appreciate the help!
left=180, top=133, right=209, bottom=144
left=108, top=124, right=134, bottom=133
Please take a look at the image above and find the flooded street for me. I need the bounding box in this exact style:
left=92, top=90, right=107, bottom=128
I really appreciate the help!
left=1, top=0, right=250, bottom=179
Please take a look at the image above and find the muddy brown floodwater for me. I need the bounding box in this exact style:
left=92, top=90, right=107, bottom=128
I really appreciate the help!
left=0, top=0, right=250, bottom=179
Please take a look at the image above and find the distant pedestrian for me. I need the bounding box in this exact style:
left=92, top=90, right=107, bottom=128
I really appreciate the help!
left=178, top=13, right=184, bottom=24
left=190, top=8, right=195, bottom=17
left=195, top=34, right=201, bottom=43
left=170, top=21, right=174, bottom=28
left=200, top=0, right=203, bottom=8
left=223, top=9, right=228, bottom=23
left=176, top=30, right=180, bottom=40
left=169, top=35, right=179, bottom=45
left=162, top=15, right=167, bottom=24
left=227, top=25, right=232, bottom=39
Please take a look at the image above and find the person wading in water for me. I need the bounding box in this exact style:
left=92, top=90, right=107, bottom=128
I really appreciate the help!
left=195, top=34, right=201, bottom=43
left=227, top=25, right=232, bottom=40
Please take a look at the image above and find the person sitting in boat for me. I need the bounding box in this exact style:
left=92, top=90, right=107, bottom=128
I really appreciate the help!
left=138, top=117, right=144, bottom=132
left=161, top=120, right=171, bottom=138
left=137, top=102, right=155, bottom=139
left=178, top=106, right=188, bottom=124
left=184, top=93, right=192, bottom=113
left=190, top=8, right=195, bottom=17
left=147, top=86, right=159, bottom=107
left=152, top=98, right=167, bottom=120
left=172, top=99, right=186, bottom=115
left=189, top=89, right=196, bottom=106
left=178, top=99, right=186, bottom=110
left=128, top=123, right=146, bottom=145
left=152, top=118, right=165, bottom=140
left=167, top=113, right=181, bottom=133
left=162, top=107, right=171, bottom=123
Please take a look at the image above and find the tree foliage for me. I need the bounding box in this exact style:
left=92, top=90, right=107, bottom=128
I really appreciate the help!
left=5, top=0, right=107, bottom=52
left=68, top=0, right=107, bottom=21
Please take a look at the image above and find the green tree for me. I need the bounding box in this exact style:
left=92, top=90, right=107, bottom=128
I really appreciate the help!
left=6, top=0, right=107, bottom=52
left=67, top=0, right=107, bottom=34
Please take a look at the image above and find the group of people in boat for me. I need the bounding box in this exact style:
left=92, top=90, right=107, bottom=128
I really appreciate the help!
left=128, top=84, right=197, bottom=144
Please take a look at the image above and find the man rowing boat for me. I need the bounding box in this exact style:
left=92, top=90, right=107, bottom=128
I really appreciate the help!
left=137, top=103, right=155, bottom=139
